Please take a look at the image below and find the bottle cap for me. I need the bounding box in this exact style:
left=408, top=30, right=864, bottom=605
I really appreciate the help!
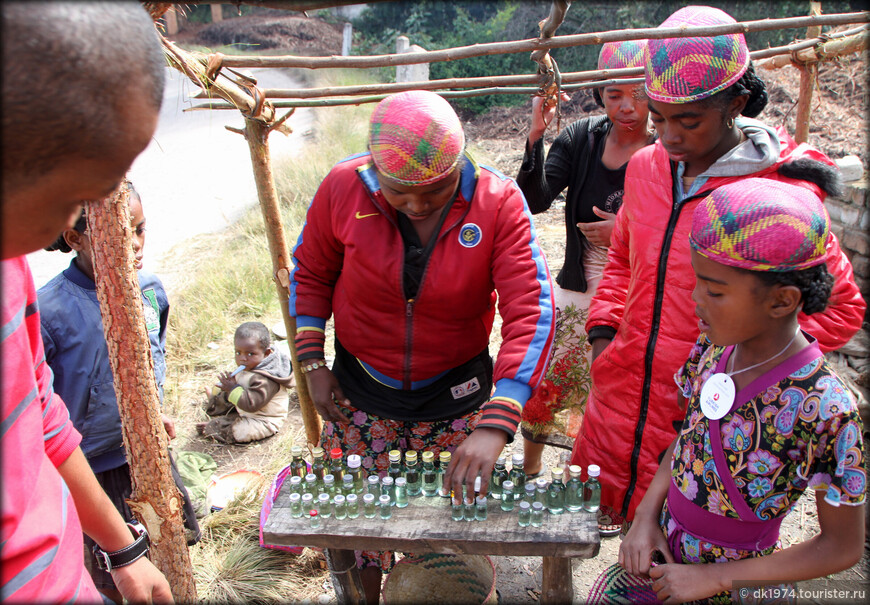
left=389, top=449, right=401, bottom=462
left=405, top=451, right=417, bottom=463
left=524, top=482, right=536, bottom=493
left=323, top=474, right=334, bottom=484
left=343, top=475, right=354, bottom=485
left=302, top=493, right=313, bottom=503
left=475, top=495, right=487, bottom=505
left=312, top=446, right=324, bottom=457
left=532, top=501, right=544, bottom=510
left=367, top=475, right=380, bottom=485
left=334, top=494, right=345, bottom=504
left=289, top=493, right=301, bottom=502
left=382, top=476, right=394, bottom=486
left=495, top=456, right=506, bottom=466
left=347, top=454, right=361, bottom=468
left=519, top=500, right=531, bottom=510
left=503, top=480, right=514, bottom=490
left=439, top=451, right=451, bottom=463
left=363, top=493, right=375, bottom=503
left=511, top=453, right=523, bottom=465
left=291, top=445, right=303, bottom=457
left=588, top=464, right=601, bottom=478
left=318, top=493, right=329, bottom=502
left=305, top=473, right=317, bottom=483
left=568, top=464, right=582, bottom=476
left=535, top=477, right=547, bottom=488
left=422, top=451, right=434, bottom=462
left=347, top=493, right=358, bottom=503
left=378, top=494, right=391, bottom=504
left=310, top=510, right=318, bottom=518
left=551, top=467, right=563, bottom=478
left=289, top=475, right=302, bottom=485
left=395, top=477, right=407, bottom=487
left=330, top=447, right=342, bottom=460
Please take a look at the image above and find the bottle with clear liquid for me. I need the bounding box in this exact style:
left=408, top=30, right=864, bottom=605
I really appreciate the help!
left=304, top=472, right=318, bottom=495
left=309, top=509, right=321, bottom=529
left=381, top=476, right=395, bottom=506
left=346, top=454, right=363, bottom=494
left=464, top=495, right=475, bottom=522
left=363, top=493, right=376, bottom=518
left=289, top=445, right=307, bottom=478
left=378, top=494, right=392, bottom=520
left=316, top=493, right=332, bottom=519
left=583, top=464, right=601, bottom=513
left=322, top=474, right=336, bottom=499
left=559, top=451, right=572, bottom=477
left=288, top=475, right=303, bottom=496
left=329, top=447, right=345, bottom=483
left=475, top=495, right=487, bottom=521
left=366, top=475, right=380, bottom=497
left=565, top=465, right=584, bottom=513
left=310, top=447, right=326, bottom=485
left=302, top=493, right=314, bottom=517
left=530, top=502, right=544, bottom=527
left=346, top=493, right=360, bottom=519
left=421, top=451, right=438, bottom=497
left=289, top=492, right=303, bottom=518
left=523, top=482, right=536, bottom=505
left=342, top=474, right=355, bottom=497
left=490, top=456, right=508, bottom=500
left=394, top=477, right=409, bottom=508
left=508, top=453, right=526, bottom=492
left=333, top=494, right=347, bottom=520
left=388, top=450, right=403, bottom=483
left=500, top=480, right=515, bottom=512
left=517, top=500, right=531, bottom=527
left=437, top=451, right=452, bottom=497
left=535, top=477, right=548, bottom=506
left=451, top=496, right=464, bottom=521
left=404, top=451, right=421, bottom=497
left=546, top=467, right=566, bottom=515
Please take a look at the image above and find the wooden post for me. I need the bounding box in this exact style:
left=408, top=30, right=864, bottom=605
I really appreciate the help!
left=243, top=118, right=323, bottom=446
left=795, top=1, right=823, bottom=143
left=164, top=7, right=178, bottom=35
left=325, top=548, right=366, bottom=604
left=87, top=185, right=196, bottom=602
left=211, top=4, right=223, bottom=23
left=342, top=22, right=353, bottom=56
left=541, top=556, right=573, bottom=604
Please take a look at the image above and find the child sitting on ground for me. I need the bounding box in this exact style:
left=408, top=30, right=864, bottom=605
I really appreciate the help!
left=590, top=178, right=865, bottom=604
left=198, top=321, right=294, bottom=444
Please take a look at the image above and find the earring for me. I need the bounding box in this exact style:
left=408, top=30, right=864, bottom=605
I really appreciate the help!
left=726, top=116, right=735, bottom=129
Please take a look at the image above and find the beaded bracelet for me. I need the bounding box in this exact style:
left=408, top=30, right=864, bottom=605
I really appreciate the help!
left=300, top=360, right=327, bottom=374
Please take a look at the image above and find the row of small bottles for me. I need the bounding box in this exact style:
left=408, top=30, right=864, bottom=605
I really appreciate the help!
left=489, top=453, right=601, bottom=513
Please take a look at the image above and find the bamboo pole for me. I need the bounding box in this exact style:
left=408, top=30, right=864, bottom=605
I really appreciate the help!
left=242, top=118, right=322, bottom=447
left=757, top=25, right=869, bottom=69
left=796, top=1, right=824, bottom=144
left=87, top=184, right=196, bottom=602
left=215, top=12, right=869, bottom=70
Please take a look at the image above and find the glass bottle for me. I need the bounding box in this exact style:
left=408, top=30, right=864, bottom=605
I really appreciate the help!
left=546, top=467, right=566, bottom=515
left=475, top=495, right=487, bottom=521
left=518, top=500, right=532, bottom=527
left=316, top=493, right=332, bottom=519
left=404, top=451, right=421, bottom=497
left=490, top=456, right=508, bottom=500
left=381, top=476, right=395, bottom=506
left=559, top=451, right=572, bottom=477
left=464, top=496, right=475, bottom=522
left=346, top=454, right=363, bottom=493
left=329, top=447, right=344, bottom=482
left=363, top=493, right=376, bottom=518
left=388, top=450, right=403, bottom=483
left=366, top=474, right=381, bottom=497
left=583, top=464, right=601, bottom=513
left=346, top=493, right=360, bottom=519
left=302, top=493, right=314, bottom=517
left=508, top=453, right=526, bottom=491
left=289, top=492, right=303, bottom=518
left=531, top=502, right=544, bottom=527
left=500, top=480, right=515, bottom=512
left=451, top=496, right=464, bottom=521
left=394, top=477, right=409, bottom=508
left=523, top=481, right=536, bottom=505
left=309, top=509, right=320, bottom=529
left=333, top=494, right=347, bottom=520
left=421, top=451, right=438, bottom=497
left=310, top=446, right=326, bottom=485
left=565, top=465, right=584, bottom=513
left=437, top=451, right=452, bottom=497
left=304, top=472, right=318, bottom=495
left=290, top=445, right=307, bottom=478
left=288, top=475, right=303, bottom=496
left=342, top=474, right=355, bottom=497
left=378, top=494, right=392, bottom=520
left=322, top=474, right=336, bottom=499
left=535, top=477, right=548, bottom=506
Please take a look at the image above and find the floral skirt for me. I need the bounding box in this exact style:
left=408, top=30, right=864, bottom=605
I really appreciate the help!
left=321, top=399, right=482, bottom=571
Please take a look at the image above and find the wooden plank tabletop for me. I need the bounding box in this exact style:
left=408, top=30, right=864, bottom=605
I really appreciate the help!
left=263, top=488, right=600, bottom=559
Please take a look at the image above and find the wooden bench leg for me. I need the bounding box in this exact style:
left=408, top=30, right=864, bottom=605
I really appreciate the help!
left=325, top=548, right=367, bottom=604
left=541, top=556, right=573, bottom=604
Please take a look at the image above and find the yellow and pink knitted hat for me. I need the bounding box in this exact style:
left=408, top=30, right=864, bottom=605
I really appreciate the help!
left=690, top=178, right=830, bottom=272
left=598, top=39, right=647, bottom=72
left=369, top=90, right=465, bottom=186
left=645, top=5, right=749, bottom=103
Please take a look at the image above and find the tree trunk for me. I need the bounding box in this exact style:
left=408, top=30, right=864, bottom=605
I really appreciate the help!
left=87, top=184, right=196, bottom=602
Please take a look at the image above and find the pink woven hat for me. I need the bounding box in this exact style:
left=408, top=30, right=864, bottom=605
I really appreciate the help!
left=598, top=39, right=647, bottom=72
left=645, top=5, right=749, bottom=103
left=690, top=178, right=830, bottom=272
left=369, top=90, right=465, bottom=186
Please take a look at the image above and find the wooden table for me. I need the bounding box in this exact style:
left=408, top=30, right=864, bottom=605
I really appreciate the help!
left=263, top=488, right=600, bottom=604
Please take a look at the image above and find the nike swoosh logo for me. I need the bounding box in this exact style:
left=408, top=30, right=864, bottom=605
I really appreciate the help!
left=355, top=211, right=379, bottom=219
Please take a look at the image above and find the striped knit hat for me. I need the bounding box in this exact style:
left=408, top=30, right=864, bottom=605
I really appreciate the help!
left=369, top=90, right=465, bottom=186
left=645, top=5, right=749, bottom=103
left=690, top=178, right=830, bottom=272
left=598, top=39, right=647, bottom=72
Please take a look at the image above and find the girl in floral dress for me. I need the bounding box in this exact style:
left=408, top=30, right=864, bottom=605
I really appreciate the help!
left=590, top=179, right=865, bottom=604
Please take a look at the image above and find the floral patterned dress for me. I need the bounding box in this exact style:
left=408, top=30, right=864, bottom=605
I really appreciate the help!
left=664, top=334, right=866, bottom=603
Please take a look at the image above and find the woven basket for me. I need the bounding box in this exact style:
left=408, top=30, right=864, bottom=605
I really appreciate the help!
left=382, top=554, right=497, bottom=605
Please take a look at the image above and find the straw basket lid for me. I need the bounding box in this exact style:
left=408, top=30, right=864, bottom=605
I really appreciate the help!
left=382, top=553, right=497, bottom=605
left=206, top=469, right=262, bottom=511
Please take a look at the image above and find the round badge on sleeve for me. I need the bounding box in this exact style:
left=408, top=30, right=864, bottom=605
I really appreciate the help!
left=458, top=223, right=482, bottom=248
left=699, top=373, right=735, bottom=420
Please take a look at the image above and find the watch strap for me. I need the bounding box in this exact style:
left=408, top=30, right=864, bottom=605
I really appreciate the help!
left=93, top=521, right=150, bottom=571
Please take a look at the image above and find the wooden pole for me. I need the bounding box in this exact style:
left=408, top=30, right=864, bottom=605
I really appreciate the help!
left=87, top=184, right=196, bottom=602
left=795, top=1, right=824, bottom=144
left=243, top=118, right=322, bottom=446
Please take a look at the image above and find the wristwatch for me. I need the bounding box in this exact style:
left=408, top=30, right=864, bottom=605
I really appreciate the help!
left=93, top=520, right=151, bottom=571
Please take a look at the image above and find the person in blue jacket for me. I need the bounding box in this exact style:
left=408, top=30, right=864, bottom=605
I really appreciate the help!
left=38, top=181, right=199, bottom=604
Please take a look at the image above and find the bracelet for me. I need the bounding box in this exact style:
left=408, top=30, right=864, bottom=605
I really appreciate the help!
left=300, top=360, right=327, bottom=374
left=93, top=520, right=150, bottom=571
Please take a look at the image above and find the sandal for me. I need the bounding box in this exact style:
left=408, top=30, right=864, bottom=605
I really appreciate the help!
left=598, top=523, right=621, bottom=538
left=525, top=469, right=545, bottom=481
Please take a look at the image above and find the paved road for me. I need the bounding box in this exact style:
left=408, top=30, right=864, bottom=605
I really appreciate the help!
left=27, top=66, right=312, bottom=292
